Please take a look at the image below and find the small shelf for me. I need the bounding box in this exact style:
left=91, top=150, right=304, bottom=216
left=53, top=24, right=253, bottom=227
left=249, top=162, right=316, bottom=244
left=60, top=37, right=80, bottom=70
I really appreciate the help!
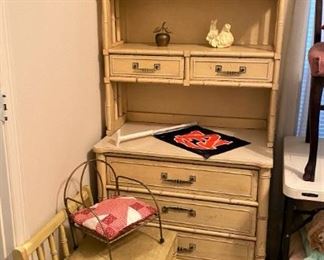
left=107, top=43, right=275, bottom=58
left=94, top=122, right=273, bottom=169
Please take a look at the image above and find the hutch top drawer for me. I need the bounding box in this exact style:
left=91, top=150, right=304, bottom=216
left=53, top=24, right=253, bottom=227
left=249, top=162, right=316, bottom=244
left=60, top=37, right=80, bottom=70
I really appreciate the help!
left=110, top=55, right=184, bottom=79
left=190, top=57, right=274, bottom=82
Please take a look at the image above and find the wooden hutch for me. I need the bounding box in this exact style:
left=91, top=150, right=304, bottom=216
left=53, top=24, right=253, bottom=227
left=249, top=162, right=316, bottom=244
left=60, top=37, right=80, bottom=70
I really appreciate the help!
left=94, top=0, right=287, bottom=259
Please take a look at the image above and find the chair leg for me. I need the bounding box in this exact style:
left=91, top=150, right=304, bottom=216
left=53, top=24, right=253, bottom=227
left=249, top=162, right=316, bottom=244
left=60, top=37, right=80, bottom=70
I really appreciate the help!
left=304, top=77, right=323, bottom=181
left=157, top=212, right=164, bottom=244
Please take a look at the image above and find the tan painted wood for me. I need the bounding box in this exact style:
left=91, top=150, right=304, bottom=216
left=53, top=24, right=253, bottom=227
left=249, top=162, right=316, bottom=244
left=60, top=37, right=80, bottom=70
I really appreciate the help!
left=106, top=157, right=258, bottom=201
left=108, top=43, right=275, bottom=58
left=59, top=224, right=70, bottom=258
left=96, top=153, right=108, bottom=199
left=12, top=210, right=67, bottom=260
left=48, top=233, right=59, bottom=260
left=94, top=123, right=273, bottom=169
left=98, top=0, right=288, bottom=258
left=255, top=169, right=271, bottom=259
left=110, top=55, right=184, bottom=79
left=117, top=191, right=257, bottom=237
left=127, top=111, right=267, bottom=130
left=118, top=0, right=277, bottom=45
left=175, top=231, right=255, bottom=260
left=190, top=57, right=274, bottom=82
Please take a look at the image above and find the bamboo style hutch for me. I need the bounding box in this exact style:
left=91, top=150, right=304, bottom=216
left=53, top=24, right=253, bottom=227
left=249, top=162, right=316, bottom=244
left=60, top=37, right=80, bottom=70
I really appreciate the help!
left=94, top=0, right=287, bottom=259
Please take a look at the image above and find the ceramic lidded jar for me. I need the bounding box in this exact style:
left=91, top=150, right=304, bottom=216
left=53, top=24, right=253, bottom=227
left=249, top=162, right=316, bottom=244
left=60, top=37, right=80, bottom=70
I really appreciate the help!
left=153, top=22, right=171, bottom=47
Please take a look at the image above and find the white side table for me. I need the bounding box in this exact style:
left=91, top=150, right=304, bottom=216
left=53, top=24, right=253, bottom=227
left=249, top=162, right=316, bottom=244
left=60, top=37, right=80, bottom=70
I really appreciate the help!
left=282, top=136, right=324, bottom=259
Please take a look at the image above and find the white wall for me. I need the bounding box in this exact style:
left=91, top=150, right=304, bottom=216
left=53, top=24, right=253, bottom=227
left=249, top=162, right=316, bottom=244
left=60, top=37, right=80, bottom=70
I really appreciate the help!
left=4, top=0, right=103, bottom=241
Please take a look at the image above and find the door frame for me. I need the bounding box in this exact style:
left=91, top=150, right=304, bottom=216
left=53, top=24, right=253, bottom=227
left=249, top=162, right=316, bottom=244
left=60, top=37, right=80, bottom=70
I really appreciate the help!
left=0, top=1, right=27, bottom=256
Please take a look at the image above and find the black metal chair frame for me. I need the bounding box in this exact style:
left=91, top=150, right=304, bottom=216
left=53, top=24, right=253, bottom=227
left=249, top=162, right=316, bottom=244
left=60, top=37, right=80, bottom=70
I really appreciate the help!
left=304, top=0, right=324, bottom=181
left=63, top=159, right=164, bottom=260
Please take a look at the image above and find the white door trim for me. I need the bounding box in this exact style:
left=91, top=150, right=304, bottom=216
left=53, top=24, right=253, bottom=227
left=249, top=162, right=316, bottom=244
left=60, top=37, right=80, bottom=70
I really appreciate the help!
left=0, top=0, right=27, bottom=248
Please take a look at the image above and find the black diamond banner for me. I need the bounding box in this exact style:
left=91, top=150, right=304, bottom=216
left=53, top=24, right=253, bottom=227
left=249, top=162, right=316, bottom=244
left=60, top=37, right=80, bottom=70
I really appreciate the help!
left=154, top=125, right=250, bottom=159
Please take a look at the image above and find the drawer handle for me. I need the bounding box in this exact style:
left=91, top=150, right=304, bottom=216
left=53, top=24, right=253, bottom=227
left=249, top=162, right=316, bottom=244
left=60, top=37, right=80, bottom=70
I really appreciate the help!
left=162, top=206, right=196, bottom=217
left=161, top=172, right=196, bottom=185
left=177, top=243, right=196, bottom=254
left=132, top=62, right=161, bottom=73
left=215, top=65, right=247, bottom=76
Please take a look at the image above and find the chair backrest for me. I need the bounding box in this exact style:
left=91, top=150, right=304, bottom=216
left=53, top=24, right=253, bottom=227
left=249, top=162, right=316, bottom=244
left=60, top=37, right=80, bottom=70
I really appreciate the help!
left=12, top=210, right=70, bottom=260
left=13, top=186, right=93, bottom=260
left=315, top=0, right=323, bottom=43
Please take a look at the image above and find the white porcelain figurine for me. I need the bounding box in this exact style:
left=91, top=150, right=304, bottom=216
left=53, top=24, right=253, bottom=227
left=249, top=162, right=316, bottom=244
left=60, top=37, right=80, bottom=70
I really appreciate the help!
left=206, top=20, right=234, bottom=48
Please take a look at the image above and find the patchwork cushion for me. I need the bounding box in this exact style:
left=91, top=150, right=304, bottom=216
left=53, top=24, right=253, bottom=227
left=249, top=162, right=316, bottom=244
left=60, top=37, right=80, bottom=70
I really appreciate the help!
left=71, top=196, right=157, bottom=240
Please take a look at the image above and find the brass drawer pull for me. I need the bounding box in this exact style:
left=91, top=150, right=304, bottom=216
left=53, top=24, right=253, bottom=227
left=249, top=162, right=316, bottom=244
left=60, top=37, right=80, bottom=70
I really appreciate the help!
left=161, top=172, right=196, bottom=185
left=177, top=243, right=196, bottom=254
left=215, top=65, right=247, bottom=76
left=162, top=206, right=196, bottom=217
left=132, top=62, right=161, bottom=73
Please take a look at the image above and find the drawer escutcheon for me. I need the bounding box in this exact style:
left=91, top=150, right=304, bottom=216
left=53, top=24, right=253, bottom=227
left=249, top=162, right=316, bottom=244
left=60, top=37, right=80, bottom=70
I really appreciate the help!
left=160, top=172, right=196, bottom=185
left=177, top=243, right=196, bottom=254
left=132, top=62, right=161, bottom=73
left=161, top=206, right=196, bottom=217
left=215, top=65, right=247, bottom=76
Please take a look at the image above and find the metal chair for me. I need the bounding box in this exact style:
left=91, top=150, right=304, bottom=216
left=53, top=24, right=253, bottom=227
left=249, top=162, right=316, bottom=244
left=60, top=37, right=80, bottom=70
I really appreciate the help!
left=304, top=0, right=324, bottom=181
left=63, top=159, right=164, bottom=260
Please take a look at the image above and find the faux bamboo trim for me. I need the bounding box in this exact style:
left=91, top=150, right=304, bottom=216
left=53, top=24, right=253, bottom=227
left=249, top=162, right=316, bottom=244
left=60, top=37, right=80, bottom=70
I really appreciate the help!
left=109, top=77, right=273, bottom=88
left=106, top=185, right=259, bottom=207
left=59, top=224, right=70, bottom=258
left=48, top=233, right=59, bottom=260
left=108, top=49, right=184, bottom=56
left=105, top=83, right=113, bottom=131
left=184, top=56, right=190, bottom=86
left=117, top=84, right=123, bottom=117
left=255, top=168, right=271, bottom=259
left=108, top=48, right=274, bottom=58
left=101, top=0, right=109, bottom=50
left=97, top=154, right=108, bottom=199
left=191, top=51, right=274, bottom=58
left=145, top=223, right=257, bottom=242
left=110, top=0, right=116, bottom=44
left=36, top=246, right=45, bottom=260
left=190, top=80, right=273, bottom=88
left=104, top=55, right=110, bottom=79
left=267, top=89, right=278, bottom=145
left=109, top=77, right=184, bottom=85
left=115, top=0, right=121, bottom=42
left=113, top=84, right=118, bottom=120
left=274, top=0, right=287, bottom=56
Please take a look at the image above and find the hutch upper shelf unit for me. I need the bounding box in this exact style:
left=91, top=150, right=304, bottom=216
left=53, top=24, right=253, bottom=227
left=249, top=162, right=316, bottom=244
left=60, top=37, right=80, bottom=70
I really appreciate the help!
left=95, top=0, right=287, bottom=259
left=101, top=0, right=286, bottom=148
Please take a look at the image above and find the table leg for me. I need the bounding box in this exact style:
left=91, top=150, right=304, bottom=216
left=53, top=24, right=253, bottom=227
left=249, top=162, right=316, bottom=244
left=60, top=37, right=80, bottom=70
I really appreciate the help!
left=281, top=197, right=294, bottom=260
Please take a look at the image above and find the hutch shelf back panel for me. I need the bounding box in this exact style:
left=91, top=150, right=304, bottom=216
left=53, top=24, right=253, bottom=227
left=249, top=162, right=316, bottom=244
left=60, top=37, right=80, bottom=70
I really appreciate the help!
left=95, top=0, right=287, bottom=259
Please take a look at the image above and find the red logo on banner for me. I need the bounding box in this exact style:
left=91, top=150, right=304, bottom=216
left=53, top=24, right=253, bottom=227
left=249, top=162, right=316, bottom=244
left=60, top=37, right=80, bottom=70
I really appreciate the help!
left=174, top=130, right=233, bottom=150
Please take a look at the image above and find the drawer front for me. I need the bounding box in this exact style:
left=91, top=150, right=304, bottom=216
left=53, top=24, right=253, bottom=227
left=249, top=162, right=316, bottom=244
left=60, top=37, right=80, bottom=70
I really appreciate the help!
left=176, top=232, right=255, bottom=260
left=106, top=158, right=258, bottom=201
left=115, top=192, right=256, bottom=237
left=190, top=57, right=273, bottom=82
left=110, top=55, right=184, bottom=79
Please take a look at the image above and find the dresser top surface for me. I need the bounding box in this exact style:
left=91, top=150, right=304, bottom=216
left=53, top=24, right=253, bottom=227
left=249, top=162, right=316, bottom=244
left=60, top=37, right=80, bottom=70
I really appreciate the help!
left=94, top=122, right=273, bottom=169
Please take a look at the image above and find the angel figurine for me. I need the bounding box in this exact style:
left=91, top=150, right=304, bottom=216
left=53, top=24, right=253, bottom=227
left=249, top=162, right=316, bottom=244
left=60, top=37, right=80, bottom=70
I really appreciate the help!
left=206, top=20, right=234, bottom=48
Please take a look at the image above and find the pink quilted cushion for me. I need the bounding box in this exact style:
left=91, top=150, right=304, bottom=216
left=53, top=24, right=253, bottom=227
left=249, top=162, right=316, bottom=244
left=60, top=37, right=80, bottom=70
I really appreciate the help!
left=71, top=196, right=157, bottom=240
